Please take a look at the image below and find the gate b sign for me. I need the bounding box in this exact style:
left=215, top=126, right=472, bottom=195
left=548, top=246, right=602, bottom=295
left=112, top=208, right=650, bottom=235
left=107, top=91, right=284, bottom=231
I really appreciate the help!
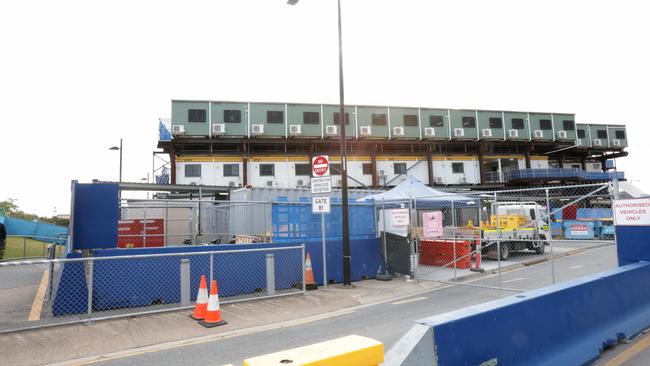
left=312, top=155, right=330, bottom=177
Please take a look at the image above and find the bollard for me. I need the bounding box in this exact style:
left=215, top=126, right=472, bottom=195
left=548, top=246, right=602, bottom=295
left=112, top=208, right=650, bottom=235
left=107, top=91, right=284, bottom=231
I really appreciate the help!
left=243, top=335, right=384, bottom=366
left=180, top=259, right=191, bottom=306
left=266, top=253, right=275, bottom=296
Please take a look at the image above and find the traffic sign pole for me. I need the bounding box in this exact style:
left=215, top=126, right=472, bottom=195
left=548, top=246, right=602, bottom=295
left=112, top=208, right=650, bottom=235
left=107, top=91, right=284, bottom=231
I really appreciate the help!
left=322, top=213, right=327, bottom=288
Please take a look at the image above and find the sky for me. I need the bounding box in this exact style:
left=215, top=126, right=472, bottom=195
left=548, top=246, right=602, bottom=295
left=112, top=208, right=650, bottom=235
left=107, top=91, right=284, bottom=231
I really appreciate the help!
left=0, top=0, right=648, bottom=216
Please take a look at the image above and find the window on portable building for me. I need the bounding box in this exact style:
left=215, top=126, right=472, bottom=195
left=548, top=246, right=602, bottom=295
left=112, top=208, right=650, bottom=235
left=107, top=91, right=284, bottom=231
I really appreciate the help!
left=371, top=113, right=387, bottom=126
left=511, top=118, right=525, bottom=129
left=489, top=117, right=502, bottom=129
left=267, top=111, right=284, bottom=124
left=224, top=110, right=241, bottom=123
left=615, top=130, right=626, bottom=139
left=223, top=164, right=239, bottom=177
left=577, top=129, right=586, bottom=138
left=188, top=109, right=207, bottom=123
left=452, top=162, right=464, bottom=174
left=403, top=114, right=418, bottom=127
left=330, top=163, right=342, bottom=175
left=540, top=119, right=552, bottom=130
left=303, top=112, right=320, bottom=124
left=333, top=112, right=350, bottom=125
left=597, top=130, right=608, bottom=139
left=295, top=163, right=311, bottom=176
left=563, top=120, right=575, bottom=130
left=394, top=163, right=407, bottom=174
left=260, top=164, right=275, bottom=176
left=362, top=163, right=373, bottom=175
left=462, top=116, right=476, bottom=128
left=429, top=115, right=444, bottom=127
left=185, top=164, right=201, bottom=177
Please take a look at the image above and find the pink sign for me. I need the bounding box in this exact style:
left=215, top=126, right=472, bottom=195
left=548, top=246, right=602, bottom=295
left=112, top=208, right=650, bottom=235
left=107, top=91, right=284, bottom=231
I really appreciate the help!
left=423, top=211, right=443, bottom=237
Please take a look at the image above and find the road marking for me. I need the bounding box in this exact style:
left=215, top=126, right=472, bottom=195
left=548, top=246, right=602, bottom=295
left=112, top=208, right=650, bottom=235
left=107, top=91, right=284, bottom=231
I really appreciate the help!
left=28, top=269, right=49, bottom=321
left=502, top=277, right=525, bottom=284
left=570, top=265, right=585, bottom=270
left=392, top=297, right=428, bottom=305
left=604, top=331, right=650, bottom=366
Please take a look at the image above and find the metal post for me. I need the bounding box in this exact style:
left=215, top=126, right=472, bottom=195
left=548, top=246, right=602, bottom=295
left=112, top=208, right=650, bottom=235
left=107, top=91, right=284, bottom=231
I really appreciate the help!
left=87, top=259, right=94, bottom=316
left=546, top=188, right=555, bottom=284
left=209, top=253, right=214, bottom=281
left=613, top=179, right=620, bottom=200
left=23, top=237, right=26, bottom=258
left=143, top=206, right=147, bottom=248
left=302, top=245, right=306, bottom=293
left=266, top=253, right=276, bottom=296
left=451, top=200, right=457, bottom=280
left=336, top=0, right=352, bottom=287
left=180, top=259, right=190, bottom=306
left=321, top=213, right=327, bottom=288
left=495, top=192, right=502, bottom=289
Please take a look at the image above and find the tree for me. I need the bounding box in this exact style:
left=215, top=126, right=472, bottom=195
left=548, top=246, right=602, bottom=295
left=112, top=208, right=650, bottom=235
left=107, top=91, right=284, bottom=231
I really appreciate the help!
left=0, top=198, right=19, bottom=215
left=0, top=198, right=69, bottom=226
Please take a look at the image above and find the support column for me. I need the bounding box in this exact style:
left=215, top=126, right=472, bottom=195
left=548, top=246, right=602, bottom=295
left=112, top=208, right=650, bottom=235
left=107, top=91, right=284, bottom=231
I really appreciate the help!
left=525, top=152, right=531, bottom=169
left=558, top=154, right=565, bottom=169
left=581, top=158, right=587, bottom=171
left=427, top=147, right=434, bottom=187
left=478, top=142, right=486, bottom=184
left=170, top=143, right=177, bottom=184
left=370, top=152, right=378, bottom=189
left=243, top=157, right=248, bottom=187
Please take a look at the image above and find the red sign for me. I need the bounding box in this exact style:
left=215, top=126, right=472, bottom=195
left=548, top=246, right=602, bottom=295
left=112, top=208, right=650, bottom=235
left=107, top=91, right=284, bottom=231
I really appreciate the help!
left=312, top=155, right=330, bottom=177
left=118, top=219, right=165, bottom=248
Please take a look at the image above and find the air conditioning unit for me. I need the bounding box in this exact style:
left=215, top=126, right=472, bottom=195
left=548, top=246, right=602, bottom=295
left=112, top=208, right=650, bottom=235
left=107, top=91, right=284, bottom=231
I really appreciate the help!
left=228, top=181, right=235, bottom=187
left=212, top=123, right=225, bottom=135
left=360, top=126, right=372, bottom=136
left=461, top=176, right=468, bottom=183
left=593, top=139, right=603, bottom=146
left=424, top=127, right=435, bottom=137
left=508, top=129, right=519, bottom=138
left=266, top=180, right=273, bottom=187
left=325, top=125, right=338, bottom=136
left=593, top=163, right=601, bottom=169
left=296, top=179, right=304, bottom=187
left=393, top=126, right=404, bottom=137
left=576, top=139, right=583, bottom=146
left=336, top=179, right=342, bottom=186
left=612, top=139, right=621, bottom=146
left=453, top=128, right=465, bottom=137
left=289, top=124, right=302, bottom=135
left=557, top=130, right=568, bottom=139
left=251, top=124, right=264, bottom=135
left=172, top=125, right=185, bottom=134
left=435, top=177, right=443, bottom=183
left=533, top=130, right=544, bottom=138
left=482, top=129, right=492, bottom=138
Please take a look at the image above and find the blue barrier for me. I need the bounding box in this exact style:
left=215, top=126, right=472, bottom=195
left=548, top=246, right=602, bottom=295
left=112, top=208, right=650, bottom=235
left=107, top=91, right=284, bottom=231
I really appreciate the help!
left=414, top=262, right=650, bottom=366
left=52, top=239, right=382, bottom=316
left=1, top=216, right=68, bottom=245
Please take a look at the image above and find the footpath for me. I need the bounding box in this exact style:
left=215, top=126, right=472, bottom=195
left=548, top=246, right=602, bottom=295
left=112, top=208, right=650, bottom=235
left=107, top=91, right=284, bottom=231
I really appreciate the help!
left=0, top=278, right=441, bottom=366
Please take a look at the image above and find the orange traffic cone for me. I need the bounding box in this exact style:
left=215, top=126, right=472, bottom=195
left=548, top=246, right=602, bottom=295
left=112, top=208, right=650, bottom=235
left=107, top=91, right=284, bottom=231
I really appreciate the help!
left=190, top=275, right=209, bottom=320
left=199, top=279, right=227, bottom=328
left=305, top=253, right=318, bottom=290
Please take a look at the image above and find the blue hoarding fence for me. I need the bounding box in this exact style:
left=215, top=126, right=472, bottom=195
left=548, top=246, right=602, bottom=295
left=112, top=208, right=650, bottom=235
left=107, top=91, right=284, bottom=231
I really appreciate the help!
left=272, top=197, right=376, bottom=243
left=1, top=216, right=68, bottom=245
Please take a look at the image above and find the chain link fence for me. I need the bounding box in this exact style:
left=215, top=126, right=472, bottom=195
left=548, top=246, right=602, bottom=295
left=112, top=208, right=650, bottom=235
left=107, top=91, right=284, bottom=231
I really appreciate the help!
left=0, top=245, right=305, bottom=333
left=375, top=182, right=617, bottom=291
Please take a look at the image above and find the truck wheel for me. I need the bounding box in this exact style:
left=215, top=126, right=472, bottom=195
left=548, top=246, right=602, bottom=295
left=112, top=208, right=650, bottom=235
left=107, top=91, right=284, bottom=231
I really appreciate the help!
left=499, top=243, right=510, bottom=260
left=535, top=236, right=547, bottom=255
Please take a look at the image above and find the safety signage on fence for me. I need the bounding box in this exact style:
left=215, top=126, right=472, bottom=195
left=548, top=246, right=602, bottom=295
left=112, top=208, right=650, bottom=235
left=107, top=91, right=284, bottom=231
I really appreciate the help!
left=391, top=208, right=410, bottom=227
left=569, top=223, right=589, bottom=236
left=423, top=211, right=443, bottom=237
left=312, top=196, right=331, bottom=214
left=311, top=155, right=332, bottom=194
left=613, top=198, right=650, bottom=226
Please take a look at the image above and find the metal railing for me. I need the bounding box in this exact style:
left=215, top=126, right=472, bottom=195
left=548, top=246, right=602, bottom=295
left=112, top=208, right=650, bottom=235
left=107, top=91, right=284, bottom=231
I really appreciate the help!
left=0, top=245, right=305, bottom=333
left=1, top=235, right=68, bottom=261
left=484, top=169, right=624, bottom=183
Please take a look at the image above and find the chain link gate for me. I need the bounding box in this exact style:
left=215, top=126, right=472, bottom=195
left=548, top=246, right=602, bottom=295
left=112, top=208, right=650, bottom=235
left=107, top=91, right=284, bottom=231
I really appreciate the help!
left=405, top=182, right=618, bottom=291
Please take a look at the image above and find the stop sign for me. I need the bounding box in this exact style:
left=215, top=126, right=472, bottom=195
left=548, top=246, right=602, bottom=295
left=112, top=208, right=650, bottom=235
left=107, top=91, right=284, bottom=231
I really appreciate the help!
left=312, top=155, right=330, bottom=177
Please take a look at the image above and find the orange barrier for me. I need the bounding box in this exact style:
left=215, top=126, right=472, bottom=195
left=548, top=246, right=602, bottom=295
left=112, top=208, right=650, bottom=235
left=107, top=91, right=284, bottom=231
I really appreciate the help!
left=190, top=274, right=208, bottom=320
left=419, top=240, right=472, bottom=269
left=199, top=279, right=227, bottom=328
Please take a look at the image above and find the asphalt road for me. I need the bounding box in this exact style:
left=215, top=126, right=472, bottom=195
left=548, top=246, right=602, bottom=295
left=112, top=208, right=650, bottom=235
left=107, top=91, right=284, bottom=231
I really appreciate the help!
left=92, top=245, right=618, bottom=366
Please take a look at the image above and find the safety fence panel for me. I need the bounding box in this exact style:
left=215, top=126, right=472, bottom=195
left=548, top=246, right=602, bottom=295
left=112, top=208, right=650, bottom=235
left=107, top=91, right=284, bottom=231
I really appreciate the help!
left=0, top=245, right=305, bottom=333
left=1, top=236, right=68, bottom=261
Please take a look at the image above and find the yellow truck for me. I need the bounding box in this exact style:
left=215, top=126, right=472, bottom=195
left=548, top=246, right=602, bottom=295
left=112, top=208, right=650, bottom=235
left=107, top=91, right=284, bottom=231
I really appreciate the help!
left=480, top=202, right=550, bottom=260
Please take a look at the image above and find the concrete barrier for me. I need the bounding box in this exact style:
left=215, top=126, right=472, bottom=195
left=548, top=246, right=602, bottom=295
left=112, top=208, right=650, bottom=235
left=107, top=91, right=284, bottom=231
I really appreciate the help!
left=386, top=262, right=650, bottom=366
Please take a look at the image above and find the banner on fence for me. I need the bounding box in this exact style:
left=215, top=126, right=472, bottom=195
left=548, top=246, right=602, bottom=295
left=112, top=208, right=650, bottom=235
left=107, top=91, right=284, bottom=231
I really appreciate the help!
left=423, top=211, right=443, bottom=237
